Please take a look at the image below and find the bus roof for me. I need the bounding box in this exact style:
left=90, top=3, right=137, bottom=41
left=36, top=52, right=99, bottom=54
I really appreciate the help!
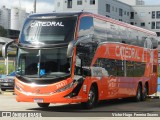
left=28, top=12, right=85, bottom=18
left=28, top=12, right=156, bottom=36
left=92, top=13, right=156, bottom=36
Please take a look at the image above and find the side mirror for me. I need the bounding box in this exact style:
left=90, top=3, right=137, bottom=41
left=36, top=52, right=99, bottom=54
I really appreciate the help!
left=67, top=34, right=93, bottom=58
left=2, top=40, right=15, bottom=59
left=67, top=40, right=76, bottom=58
left=90, top=67, right=103, bottom=77
left=82, top=67, right=91, bottom=77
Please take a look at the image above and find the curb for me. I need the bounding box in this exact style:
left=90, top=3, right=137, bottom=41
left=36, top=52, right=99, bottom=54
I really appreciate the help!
left=1, top=92, right=15, bottom=95
left=148, top=96, right=160, bottom=99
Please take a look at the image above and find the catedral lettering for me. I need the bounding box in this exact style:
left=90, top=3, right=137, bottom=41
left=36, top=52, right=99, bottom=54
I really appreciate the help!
left=30, top=21, right=64, bottom=27
left=2, top=12, right=158, bottom=109
left=115, top=46, right=141, bottom=60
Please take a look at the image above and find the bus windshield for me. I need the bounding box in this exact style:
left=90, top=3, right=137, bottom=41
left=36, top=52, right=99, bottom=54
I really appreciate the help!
left=20, top=17, right=77, bottom=44
left=16, top=47, right=71, bottom=78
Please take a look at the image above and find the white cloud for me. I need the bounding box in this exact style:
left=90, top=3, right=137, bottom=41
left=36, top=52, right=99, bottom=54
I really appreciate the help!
left=0, top=0, right=55, bottom=13
left=144, top=0, right=160, bottom=5
left=23, top=0, right=55, bottom=13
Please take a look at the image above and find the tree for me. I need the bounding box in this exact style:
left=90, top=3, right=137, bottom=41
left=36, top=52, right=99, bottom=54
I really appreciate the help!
left=0, top=26, right=7, bottom=37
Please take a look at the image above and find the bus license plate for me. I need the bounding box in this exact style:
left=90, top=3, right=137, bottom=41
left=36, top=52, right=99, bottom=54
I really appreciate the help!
left=4, top=83, right=9, bottom=86
left=34, top=98, right=44, bottom=103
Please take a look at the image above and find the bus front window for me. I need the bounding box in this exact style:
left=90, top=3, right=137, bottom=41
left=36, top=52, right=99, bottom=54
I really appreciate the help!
left=16, top=47, right=71, bottom=78
left=20, top=17, right=77, bottom=44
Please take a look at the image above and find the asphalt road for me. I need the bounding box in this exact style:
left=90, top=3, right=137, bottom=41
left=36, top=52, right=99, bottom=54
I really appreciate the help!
left=0, top=91, right=160, bottom=117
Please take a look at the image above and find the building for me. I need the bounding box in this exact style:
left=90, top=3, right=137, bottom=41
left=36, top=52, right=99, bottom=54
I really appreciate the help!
left=55, top=0, right=160, bottom=63
left=0, top=6, right=11, bottom=29
left=119, top=0, right=145, bottom=6
left=54, top=0, right=160, bottom=37
left=131, top=5, right=160, bottom=37
left=0, top=6, right=28, bottom=31
left=10, top=7, right=28, bottom=30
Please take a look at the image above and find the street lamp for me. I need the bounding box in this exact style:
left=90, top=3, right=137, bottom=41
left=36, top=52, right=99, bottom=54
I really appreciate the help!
left=34, top=0, right=37, bottom=13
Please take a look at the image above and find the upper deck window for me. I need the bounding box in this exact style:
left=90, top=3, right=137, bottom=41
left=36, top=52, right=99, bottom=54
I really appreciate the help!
left=78, top=16, right=94, bottom=37
left=20, top=16, right=77, bottom=44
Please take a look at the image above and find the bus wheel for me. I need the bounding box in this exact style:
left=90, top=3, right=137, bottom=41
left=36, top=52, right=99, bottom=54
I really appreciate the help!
left=134, top=84, right=142, bottom=102
left=82, top=85, right=97, bottom=109
left=141, top=84, right=148, bottom=101
left=1, top=88, right=6, bottom=91
left=37, top=103, right=50, bottom=108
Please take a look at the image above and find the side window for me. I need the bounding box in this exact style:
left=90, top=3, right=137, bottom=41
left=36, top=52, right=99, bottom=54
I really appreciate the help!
left=116, top=60, right=124, bottom=77
left=94, top=18, right=107, bottom=42
left=119, top=26, right=128, bottom=43
left=93, top=58, right=117, bottom=76
left=153, top=65, right=157, bottom=73
left=134, top=62, right=145, bottom=77
left=130, top=30, right=138, bottom=46
left=78, top=17, right=94, bottom=37
left=151, top=37, right=158, bottom=49
left=126, top=61, right=134, bottom=77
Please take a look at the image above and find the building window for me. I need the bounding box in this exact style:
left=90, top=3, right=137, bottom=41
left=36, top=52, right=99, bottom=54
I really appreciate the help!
left=130, top=12, right=134, bottom=19
left=139, top=12, right=146, bottom=17
left=67, top=0, right=72, bottom=8
left=106, top=15, right=110, bottom=18
left=156, top=11, right=160, bottom=18
left=57, top=2, right=60, bottom=7
left=156, top=32, right=160, bottom=36
left=151, top=22, right=155, bottom=29
left=106, top=4, right=110, bottom=13
left=90, top=0, right=95, bottom=5
left=130, top=22, right=134, bottom=25
left=112, top=6, right=114, bottom=11
left=119, top=8, right=123, bottom=16
left=119, top=19, right=122, bottom=21
left=77, top=0, right=82, bottom=5
left=156, top=22, right=160, bottom=29
left=127, top=12, right=129, bottom=16
left=141, top=22, right=145, bottom=27
left=152, top=11, right=155, bottom=19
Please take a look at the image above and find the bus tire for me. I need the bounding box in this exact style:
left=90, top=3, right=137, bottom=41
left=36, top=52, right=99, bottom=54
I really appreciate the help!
left=134, top=84, right=142, bottom=102
left=1, top=88, right=6, bottom=91
left=37, top=103, right=50, bottom=108
left=82, top=85, right=98, bottom=109
left=141, top=84, right=148, bottom=101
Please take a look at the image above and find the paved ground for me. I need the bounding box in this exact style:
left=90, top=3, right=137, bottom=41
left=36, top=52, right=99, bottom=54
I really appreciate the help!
left=0, top=90, right=160, bottom=117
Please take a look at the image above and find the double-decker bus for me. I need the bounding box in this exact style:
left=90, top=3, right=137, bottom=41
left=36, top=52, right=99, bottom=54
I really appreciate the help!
left=2, top=12, right=158, bottom=109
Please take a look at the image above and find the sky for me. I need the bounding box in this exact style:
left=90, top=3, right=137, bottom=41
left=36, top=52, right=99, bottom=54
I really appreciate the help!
left=145, top=0, right=160, bottom=5
left=0, top=0, right=55, bottom=13
left=0, top=0, right=160, bottom=13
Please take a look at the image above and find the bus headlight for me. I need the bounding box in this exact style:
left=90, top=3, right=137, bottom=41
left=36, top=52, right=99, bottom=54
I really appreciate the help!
left=54, top=81, right=78, bottom=93
left=15, top=84, right=23, bottom=91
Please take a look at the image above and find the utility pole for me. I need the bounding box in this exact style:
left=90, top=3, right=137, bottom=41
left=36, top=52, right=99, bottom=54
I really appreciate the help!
left=34, top=0, right=37, bottom=13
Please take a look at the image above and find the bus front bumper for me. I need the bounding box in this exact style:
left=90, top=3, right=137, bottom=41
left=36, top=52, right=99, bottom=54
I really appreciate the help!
left=15, top=84, right=88, bottom=104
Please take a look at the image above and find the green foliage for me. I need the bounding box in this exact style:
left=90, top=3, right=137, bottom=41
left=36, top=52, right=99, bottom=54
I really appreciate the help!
left=0, top=62, right=15, bottom=75
left=0, top=26, right=7, bottom=37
